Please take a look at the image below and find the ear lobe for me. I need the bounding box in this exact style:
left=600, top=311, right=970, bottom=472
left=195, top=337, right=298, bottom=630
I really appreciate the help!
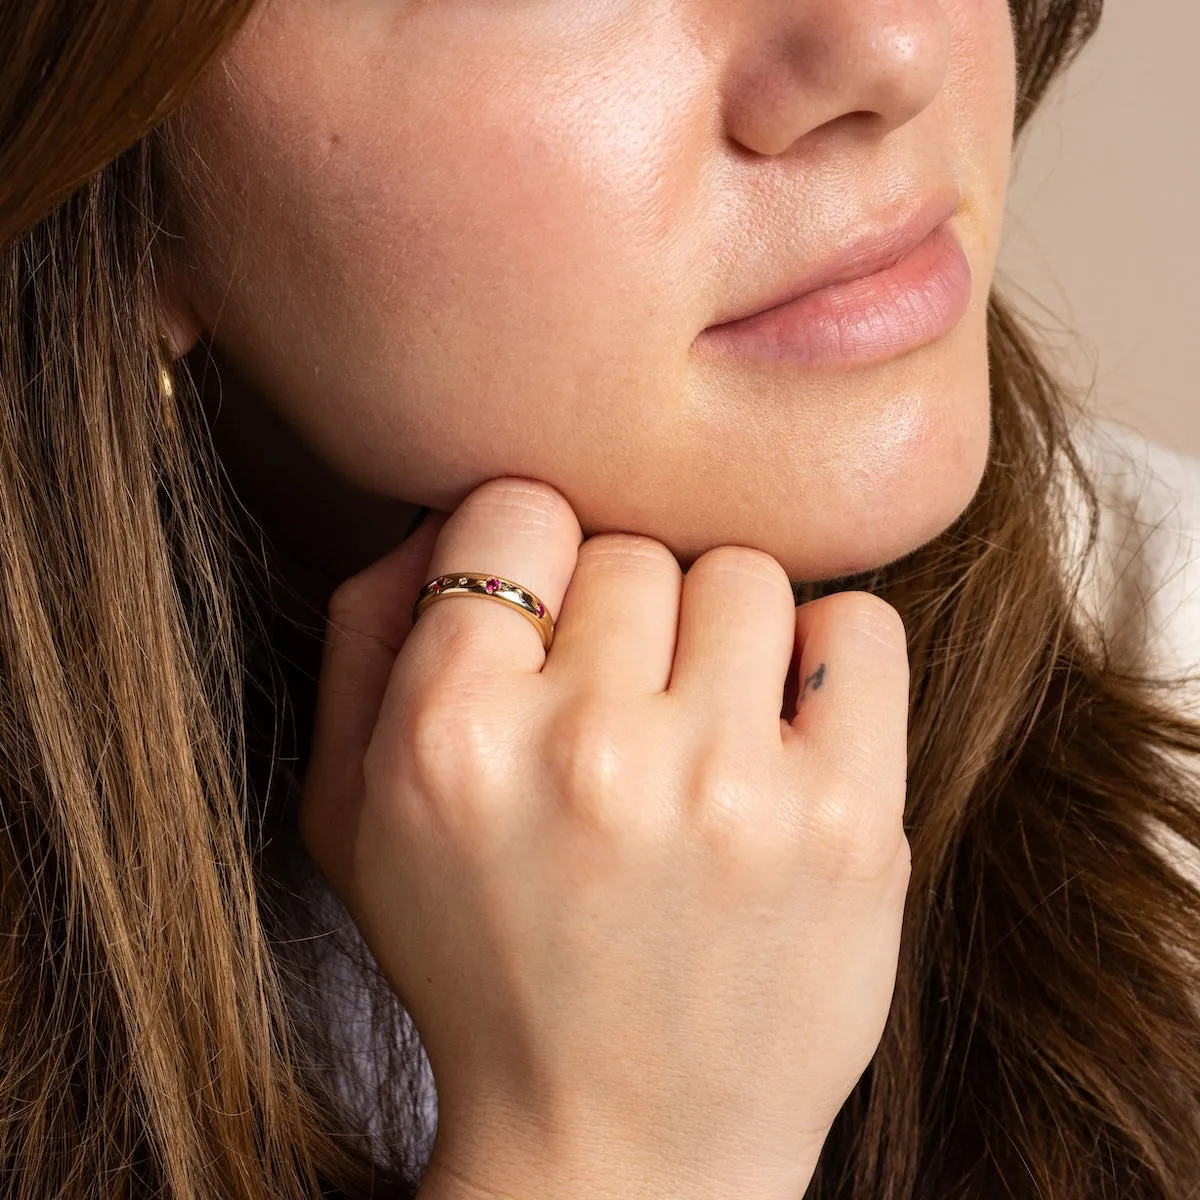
left=155, top=249, right=205, bottom=358
left=161, top=302, right=204, bottom=359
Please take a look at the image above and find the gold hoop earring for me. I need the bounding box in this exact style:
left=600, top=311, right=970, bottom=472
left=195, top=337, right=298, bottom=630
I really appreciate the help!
left=156, top=327, right=179, bottom=433
left=158, top=361, right=177, bottom=433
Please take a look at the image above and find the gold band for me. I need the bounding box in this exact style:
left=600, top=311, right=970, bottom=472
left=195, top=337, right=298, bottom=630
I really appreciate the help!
left=412, top=572, right=555, bottom=652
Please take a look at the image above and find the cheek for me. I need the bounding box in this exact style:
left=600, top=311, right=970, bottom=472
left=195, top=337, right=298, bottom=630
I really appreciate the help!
left=174, top=0, right=1014, bottom=583
left=946, top=0, right=1017, bottom=228
left=177, top=11, right=715, bottom=488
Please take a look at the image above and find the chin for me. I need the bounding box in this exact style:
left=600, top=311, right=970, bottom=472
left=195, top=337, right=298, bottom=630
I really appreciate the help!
left=679, top=325, right=995, bottom=585
left=621, top=415, right=990, bottom=588
left=801, top=417, right=991, bottom=583
left=805, top=498, right=977, bottom=583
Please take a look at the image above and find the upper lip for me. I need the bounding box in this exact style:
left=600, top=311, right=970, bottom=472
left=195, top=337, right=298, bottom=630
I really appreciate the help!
left=707, top=190, right=961, bottom=328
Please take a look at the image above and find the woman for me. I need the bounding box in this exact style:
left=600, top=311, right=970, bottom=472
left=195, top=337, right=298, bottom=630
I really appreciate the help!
left=3, top=0, right=1200, bottom=1196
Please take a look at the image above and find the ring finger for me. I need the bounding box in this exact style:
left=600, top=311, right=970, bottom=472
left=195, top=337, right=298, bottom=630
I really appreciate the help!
left=666, top=545, right=797, bottom=736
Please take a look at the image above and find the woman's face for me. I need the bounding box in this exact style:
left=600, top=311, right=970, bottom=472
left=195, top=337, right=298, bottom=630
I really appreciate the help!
left=168, top=0, right=1016, bottom=581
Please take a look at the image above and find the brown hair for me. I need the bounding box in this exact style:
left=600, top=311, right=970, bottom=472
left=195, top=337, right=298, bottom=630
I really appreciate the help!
left=3, top=1, right=1200, bottom=1196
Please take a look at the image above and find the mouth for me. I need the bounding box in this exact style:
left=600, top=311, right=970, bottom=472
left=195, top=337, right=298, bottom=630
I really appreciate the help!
left=695, top=203, right=972, bottom=369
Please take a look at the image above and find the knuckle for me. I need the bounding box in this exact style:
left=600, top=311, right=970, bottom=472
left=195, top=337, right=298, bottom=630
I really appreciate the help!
left=325, top=572, right=373, bottom=629
left=687, top=544, right=790, bottom=591
left=460, top=477, right=583, bottom=542
left=415, top=610, right=496, bottom=677
left=805, top=784, right=907, bottom=884
left=836, top=711, right=899, bottom=784
left=576, top=532, right=679, bottom=577
left=379, top=687, right=508, bottom=808
left=687, top=747, right=789, bottom=874
left=544, top=695, right=640, bottom=835
left=837, top=593, right=908, bottom=656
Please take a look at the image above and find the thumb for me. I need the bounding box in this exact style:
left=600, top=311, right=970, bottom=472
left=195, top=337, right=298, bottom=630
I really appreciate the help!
left=298, top=509, right=449, bottom=899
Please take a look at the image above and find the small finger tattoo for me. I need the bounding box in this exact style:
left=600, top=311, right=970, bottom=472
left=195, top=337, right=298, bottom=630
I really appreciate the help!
left=798, top=662, right=827, bottom=703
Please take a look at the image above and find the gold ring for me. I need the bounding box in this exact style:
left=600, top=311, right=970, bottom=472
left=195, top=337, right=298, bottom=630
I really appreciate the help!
left=412, top=573, right=554, bottom=652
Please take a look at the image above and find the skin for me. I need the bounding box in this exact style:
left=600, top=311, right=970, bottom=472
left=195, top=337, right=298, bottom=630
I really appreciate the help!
left=162, top=0, right=1017, bottom=602
left=157, top=11, right=1014, bottom=1181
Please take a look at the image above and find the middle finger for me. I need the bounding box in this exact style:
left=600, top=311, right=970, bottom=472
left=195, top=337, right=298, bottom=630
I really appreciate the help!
left=541, top=533, right=683, bottom=696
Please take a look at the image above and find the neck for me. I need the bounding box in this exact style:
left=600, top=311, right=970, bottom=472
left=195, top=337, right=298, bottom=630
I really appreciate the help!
left=190, top=342, right=427, bottom=781
left=192, top=341, right=425, bottom=619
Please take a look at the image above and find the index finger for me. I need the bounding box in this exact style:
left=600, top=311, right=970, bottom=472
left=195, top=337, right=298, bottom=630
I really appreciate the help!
left=402, top=476, right=584, bottom=680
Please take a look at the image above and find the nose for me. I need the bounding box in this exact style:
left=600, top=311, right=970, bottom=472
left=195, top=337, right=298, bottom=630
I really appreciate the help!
left=720, top=0, right=952, bottom=157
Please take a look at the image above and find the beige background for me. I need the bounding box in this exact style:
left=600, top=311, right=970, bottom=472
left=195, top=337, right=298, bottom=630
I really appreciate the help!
left=996, top=0, right=1198, bottom=458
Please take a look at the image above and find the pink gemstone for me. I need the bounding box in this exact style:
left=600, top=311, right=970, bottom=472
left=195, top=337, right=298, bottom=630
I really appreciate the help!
left=535, top=602, right=545, bottom=618
left=485, top=577, right=500, bottom=593
left=431, top=580, right=441, bottom=593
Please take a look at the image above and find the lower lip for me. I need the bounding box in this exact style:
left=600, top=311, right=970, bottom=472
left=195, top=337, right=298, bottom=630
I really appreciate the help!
left=696, top=220, right=972, bottom=368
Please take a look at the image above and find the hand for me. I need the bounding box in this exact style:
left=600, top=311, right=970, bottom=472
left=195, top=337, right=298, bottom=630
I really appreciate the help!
left=299, top=477, right=912, bottom=1200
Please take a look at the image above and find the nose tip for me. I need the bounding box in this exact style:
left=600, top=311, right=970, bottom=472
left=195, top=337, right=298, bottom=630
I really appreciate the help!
left=721, top=1, right=952, bottom=158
